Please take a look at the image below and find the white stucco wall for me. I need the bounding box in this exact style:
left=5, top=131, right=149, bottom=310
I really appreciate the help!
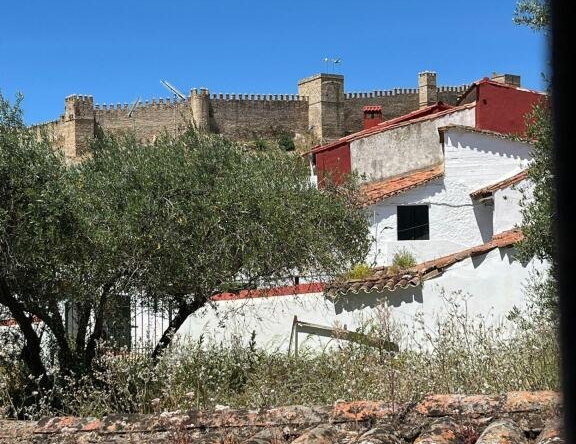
left=350, top=108, right=474, bottom=183
left=493, top=181, right=531, bottom=234
left=174, top=248, right=545, bottom=352
left=365, top=130, right=532, bottom=266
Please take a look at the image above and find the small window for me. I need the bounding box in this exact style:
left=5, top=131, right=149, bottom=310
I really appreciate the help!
left=397, top=205, right=429, bottom=240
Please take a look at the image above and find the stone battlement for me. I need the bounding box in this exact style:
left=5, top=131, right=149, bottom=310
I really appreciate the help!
left=210, top=93, right=307, bottom=101
left=33, top=71, right=520, bottom=158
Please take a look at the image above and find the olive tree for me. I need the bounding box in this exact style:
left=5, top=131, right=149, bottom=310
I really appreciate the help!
left=0, top=93, right=370, bottom=387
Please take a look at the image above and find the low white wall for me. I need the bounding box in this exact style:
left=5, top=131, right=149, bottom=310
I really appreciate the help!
left=175, top=248, right=546, bottom=352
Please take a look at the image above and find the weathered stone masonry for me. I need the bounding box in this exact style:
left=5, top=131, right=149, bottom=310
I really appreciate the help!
left=33, top=71, right=507, bottom=159
left=0, top=391, right=563, bottom=443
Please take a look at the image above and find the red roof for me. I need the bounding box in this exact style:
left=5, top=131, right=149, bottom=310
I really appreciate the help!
left=359, top=164, right=444, bottom=207
left=326, top=229, right=523, bottom=296
left=363, top=105, right=382, bottom=112
left=470, top=170, right=529, bottom=199
left=210, top=282, right=324, bottom=301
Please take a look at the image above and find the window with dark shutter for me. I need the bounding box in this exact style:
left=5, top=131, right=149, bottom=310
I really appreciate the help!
left=397, top=205, right=429, bottom=240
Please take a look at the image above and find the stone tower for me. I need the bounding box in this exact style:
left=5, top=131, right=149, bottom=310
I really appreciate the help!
left=418, top=71, right=438, bottom=108
left=190, top=88, right=210, bottom=131
left=63, top=95, right=95, bottom=158
left=297, top=73, right=344, bottom=143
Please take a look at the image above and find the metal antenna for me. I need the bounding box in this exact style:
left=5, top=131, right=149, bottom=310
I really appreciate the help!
left=160, top=80, right=186, bottom=100
left=127, top=96, right=141, bottom=118
left=331, top=58, right=341, bottom=72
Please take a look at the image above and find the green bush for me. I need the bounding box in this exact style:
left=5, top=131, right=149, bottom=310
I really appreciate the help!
left=277, top=133, right=295, bottom=152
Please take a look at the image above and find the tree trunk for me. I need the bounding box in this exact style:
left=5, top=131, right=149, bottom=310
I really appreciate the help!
left=74, top=302, right=91, bottom=354
left=42, top=300, right=81, bottom=375
left=0, top=279, right=47, bottom=380
left=84, top=283, right=113, bottom=369
left=151, top=297, right=206, bottom=360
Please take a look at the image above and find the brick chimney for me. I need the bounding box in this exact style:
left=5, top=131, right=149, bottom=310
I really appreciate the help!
left=362, top=105, right=382, bottom=130
left=491, top=73, right=521, bottom=87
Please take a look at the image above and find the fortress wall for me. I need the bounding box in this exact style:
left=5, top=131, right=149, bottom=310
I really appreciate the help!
left=209, top=95, right=309, bottom=140
left=343, top=90, right=419, bottom=134
left=94, top=99, right=191, bottom=142
left=437, top=85, right=469, bottom=106
left=342, top=85, right=469, bottom=134
left=32, top=119, right=67, bottom=152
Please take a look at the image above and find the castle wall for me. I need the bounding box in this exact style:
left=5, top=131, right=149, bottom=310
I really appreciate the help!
left=94, top=99, right=190, bottom=142
left=342, top=85, right=469, bottom=135
left=343, top=91, right=419, bottom=134
left=208, top=95, right=309, bottom=140
left=30, top=73, right=484, bottom=159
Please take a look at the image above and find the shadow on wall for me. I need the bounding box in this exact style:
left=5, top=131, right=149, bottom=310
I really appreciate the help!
left=332, top=286, right=424, bottom=315
left=472, top=201, right=495, bottom=243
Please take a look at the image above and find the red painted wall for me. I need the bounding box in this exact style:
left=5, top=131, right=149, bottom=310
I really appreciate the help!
left=315, top=142, right=351, bottom=186
left=475, top=82, right=545, bottom=135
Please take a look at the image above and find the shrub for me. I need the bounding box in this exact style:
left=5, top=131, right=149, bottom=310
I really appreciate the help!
left=345, top=263, right=372, bottom=280
left=392, top=248, right=417, bottom=269
left=277, top=133, right=295, bottom=152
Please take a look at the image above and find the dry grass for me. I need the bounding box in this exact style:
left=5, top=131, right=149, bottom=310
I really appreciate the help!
left=0, top=291, right=560, bottom=419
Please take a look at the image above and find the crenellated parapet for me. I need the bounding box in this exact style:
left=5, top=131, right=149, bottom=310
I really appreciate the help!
left=210, top=93, right=307, bottom=101
left=32, top=70, right=517, bottom=159
left=345, top=89, right=418, bottom=98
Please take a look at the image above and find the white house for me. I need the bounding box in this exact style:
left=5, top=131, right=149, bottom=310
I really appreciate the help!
left=3, top=75, right=546, bottom=354
left=363, top=125, right=532, bottom=266
left=169, top=78, right=549, bottom=352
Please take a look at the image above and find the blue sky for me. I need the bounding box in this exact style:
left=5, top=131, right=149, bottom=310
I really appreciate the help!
left=1, top=0, right=547, bottom=125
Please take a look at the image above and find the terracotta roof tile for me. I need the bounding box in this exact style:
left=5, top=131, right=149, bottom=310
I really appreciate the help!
left=327, top=229, right=523, bottom=297
left=359, top=164, right=444, bottom=207
left=363, top=105, right=382, bottom=112
left=470, top=170, right=529, bottom=199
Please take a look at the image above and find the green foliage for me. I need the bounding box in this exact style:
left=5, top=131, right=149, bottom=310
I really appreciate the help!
left=514, top=0, right=556, bottom=318
left=277, top=133, right=295, bottom=152
left=0, top=92, right=370, bottom=402
left=513, top=0, right=550, bottom=31
left=391, top=248, right=417, bottom=269
left=345, top=263, right=372, bottom=280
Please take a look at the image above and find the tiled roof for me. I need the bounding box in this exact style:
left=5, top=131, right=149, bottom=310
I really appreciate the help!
left=326, top=229, right=523, bottom=297
left=211, top=283, right=324, bottom=301
left=4, top=390, right=562, bottom=443
left=363, top=105, right=382, bottom=112
left=470, top=170, right=529, bottom=199
left=359, top=164, right=444, bottom=207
